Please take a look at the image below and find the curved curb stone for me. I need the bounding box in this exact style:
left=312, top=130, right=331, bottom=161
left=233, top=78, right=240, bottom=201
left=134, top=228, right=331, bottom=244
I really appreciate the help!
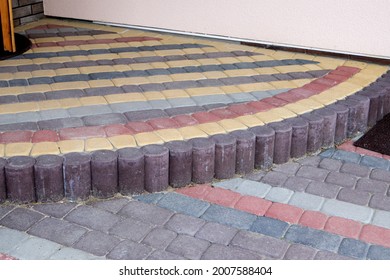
left=0, top=158, right=7, bottom=202
left=268, top=122, right=292, bottom=164
left=212, top=134, right=237, bottom=180
left=142, top=145, right=169, bottom=193
left=327, top=104, right=349, bottom=144
left=117, top=148, right=145, bottom=195
left=91, top=150, right=118, bottom=199
left=190, top=138, right=215, bottom=184
left=63, top=153, right=92, bottom=201
left=165, top=141, right=193, bottom=188
left=250, top=126, right=275, bottom=170
left=285, top=117, right=308, bottom=158
left=230, top=130, right=256, bottom=175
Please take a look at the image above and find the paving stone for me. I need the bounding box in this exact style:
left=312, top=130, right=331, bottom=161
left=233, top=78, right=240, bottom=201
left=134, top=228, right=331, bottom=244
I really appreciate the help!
left=314, top=250, right=353, bottom=260
left=369, top=195, right=390, bottom=212
left=372, top=210, right=390, bottom=229
left=283, top=244, right=317, bottom=260
left=65, top=205, right=121, bottom=233
left=201, top=244, right=262, bottom=260
left=305, top=181, right=341, bottom=199
left=148, top=100, right=172, bottom=110
left=165, top=106, right=204, bottom=116
left=212, top=178, right=245, bottom=190
left=229, top=92, right=257, bottom=102
left=264, top=187, right=293, bottom=203
left=331, top=150, right=361, bottom=163
left=250, top=216, right=289, bottom=238
left=236, top=180, right=272, bottom=198
left=45, top=89, right=85, bottom=100
left=282, top=176, right=312, bottom=192
left=167, top=98, right=197, bottom=107
left=261, top=171, right=288, bottom=187
left=49, top=247, right=103, bottom=260
left=110, top=102, right=152, bottom=113
left=325, top=171, right=357, bottom=188
left=370, top=169, right=390, bottom=183
left=142, top=227, right=177, bottom=250
left=272, top=162, right=300, bottom=175
left=0, top=227, right=29, bottom=253
left=38, top=117, right=84, bottom=130
left=355, top=178, right=388, bottom=195
left=135, top=193, right=165, bottom=204
left=296, top=156, right=321, bottom=166
left=9, top=237, right=62, bottom=260
left=360, top=156, right=390, bottom=170
left=108, top=240, right=153, bottom=260
left=119, top=201, right=174, bottom=226
left=319, top=158, right=343, bottom=171
left=157, top=193, right=210, bottom=217
left=195, top=222, right=238, bottom=245
left=109, top=217, right=153, bottom=242
left=296, top=166, right=329, bottom=181
left=321, top=199, right=374, bottom=224
left=337, top=188, right=371, bottom=206
left=0, top=206, right=14, bottom=219
left=28, top=217, right=88, bottom=246
left=242, top=170, right=266, bottom=181
left=167, top=235, right=210, bottom=260
left=201, top=204, right=256, bottom=230
left=340, top=162, right=371, bottom=177
left=87, top=198, right=130, bottom=214
left=82, top=113, right=127, bottom=126
left=39, top=109, right=69, bottom=120
left=288, top=192, right=325, bottom=211
left=147, top=250, right=186, bottom=260
left=319, top=148, right=336, bottom=158
left=338, top=238, right=369, bottom=260
left=231, top=230, right=289, bottom=259
left=284, top=225, right=342, bottom=252
left=32, top=203, right=77, bottom=218
left=366, top=245, right=390, bottom=260
left=68, top=105, right=112, bottom=117
left=0, top=208, right=43, bottom=231
left=192, top=95, right=233, bottom=106
left=165, top=213, right=205, bottom=236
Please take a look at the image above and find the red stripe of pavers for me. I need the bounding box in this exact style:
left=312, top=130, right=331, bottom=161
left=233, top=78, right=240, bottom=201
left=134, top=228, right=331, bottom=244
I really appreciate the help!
left=0, top=67, right=359, bottom=144
left=0, top=131, right=33, bottom=144
left=0, top=253, right=17, bottom=260
left=104, top=124, right=133, bottom=137
left=176, top=184, right=390, bottom=248
left=32, top=130, right=60, bottom=143
left=338, top=140, right=389, bottom=159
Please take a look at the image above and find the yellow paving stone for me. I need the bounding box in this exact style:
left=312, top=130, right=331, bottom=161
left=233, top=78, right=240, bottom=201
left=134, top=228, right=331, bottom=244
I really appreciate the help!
left=313, top=56, right=344, bottom=66
left=291, top=79, right=313, bottom=87
left=150, top=62, right=170, bottom=69
left=112, top=77, right=150, bottom=87
left=55, top=68, right=81, bottom=75
left=167, top=60, right=201, bottom=67
left=79, top=65, right=115, bottom=74
left=31, top=70, right=57, bottom=77
left=155, top=129, right=184, bottom=142
left=88, top=79, right=115, bottom=88
left=364, top=64, right=389, bottom=72
left=85, top=138, right=113, bottom=152
left=269, top=80, right=298, bottom=89
left=142, top=40, right=162, bottom=46
left=197, top=123, right=226, bottom=135
left=144, top=91, right=166, bottom=100
left=302, top=64, right=324, bottom=71
left=202, top=71, right=228, bottom=79
left=5, top=143, right=33, bottom=157
left=49, top=57, right=72, bottom=63
left=62, top=46, right=81, bottom=51
left=64, top=35, right=95, bottom=41
left=218, top=119, right=247, bottom=132
left=220, top=85, right=241, bottom=94
left=295, top=99, right=324, bottom=110
left=0, top=58, right=33, bottom=67
left=108, top=135, right=137, bottom=149
left=32, top=46, right=64, bottom=53
left=30, top=142, right=60, bottom=157
left=182, top=48, right=204, bottom=55
left=224, top=69, right=259, bottom=77
left=105, top=93, right=146, bottom=103
left=270, top=51, right=297, bottom=59
left=58, top=140, right=85, bottom=154
left=0, top=73, right=13, bottom=80
left=360, top=67, right=388, bottom=77
left=0, top=102, right=39, bottom=114
left=0, top=144, right=4, bottom=157
left=251, top=55, right=274, bottom=61
left=217, top=57, right=240, bottom=64
left=332, top=82, right=363, bottom=96
left=129, top=63, right=152, bottom=71
left=268, top=107, right=297, bottom=119
left=38, top=100, right=62, bottom=110
left=235, top=115, right=264, bottom=128
left=154, top=49, right=186, bottom=56
left=25, top=84, right=52, bottom=94
left=119, top=52, right=141, bottom=59
left=308, top=95, right=336, bottom=106
left=79, top=44, right=112, bottom=51
left=147, top=75, right=173, bottom=83
left=112, top=65, right=132, bottom=72
left=58, top=98, right=82, bottom=109
left=254, top=67, right=280, bottom=75
left=186, top=87, right=224, bottom=96
left=284, top=103, right=312, bottom=115
left=70, top=55, right=90, bottom=62
left=161, top=89, right=189, bottom=99
left=170, top=73, right=206, bottom=82
left=293, top=53, right=316, bottom=61
left=134, top=132, right=164, bottom=146
left=236, top=56, right=256, bottom=63
left=255, top=111, right=284, bottom=124
left=109, top=42, right=130, bottom=48
left=196, top=58, right=221, bottom=65
left=0, top=87, right=26, bottom=96
left=273, top=65, right=308, bottom=73
left=51, top=81, right=90, bottom=91
left=79, top=96, right=107, bottom=106
left=88, top=54, right=120, bottom=61
left=347, top=77, right=372, bottom=88
left=178, top=126, right=208, bottom=140
left=13, top=72, right=33, bottom=79
left=343, top=60, right=367, bottom=69
left=252, top=48, right=276, bottom=56
left=238, top=82, right=275, bottom=92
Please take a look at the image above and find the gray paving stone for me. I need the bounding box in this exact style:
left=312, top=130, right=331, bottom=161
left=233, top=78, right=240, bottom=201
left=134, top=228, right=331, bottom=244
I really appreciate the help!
left=296, top=156, right=321, bottom=166
left=195, top=222, right=238, bottom=245
left=283, top=244, right=317, bottom=260
left=38, top=117, right=84, bottom=130
left=250, top=216, right=289, bottom=238
left=272, top=162, right=300, bottom=175
left=370, top=169, right=390, bottom=183
left=319, top=158, right=343, bottom=171
left=167, top=98, right=197, bottom=107
left=360, top=156, right=390, bottom=170
left=296, top=166, right=329, bottom=181
left=319, top=148, right=336, bottom=158
left=0, top=206, right=14, bottom=220
left=87, top=197, right=130, bottom=214
left=165, top=213, right=205, bottom=236
left=67, top=105, right=112, bottom=117
left=32, top=203, right=77, bottom=218
left=288, top=192, right=325, bottom=211
left=192, top=94, right=233, bottom=106
left=305, top=181, right=341, bottom=199
left=355, top=178, right=388, bottom=195
left=235, top=180, right=271, bottom=197
left=213, top=178, right=246, bottom=190
left=9, top=237, right=62, bottom=260
left=231, top=230, right=289, bottom=259
left=369, top=194, right=390, bottom=212
left=201, top=205, right=256, bottom=230
left=331, top=150, right=361, bottom=163
left=109, top=217, right=153, bottom=241
left=135, top=193, right=165, bottom=204
left=147, top=250, right=187, bottom=260
left=249, top=90, right=272, bottom=100
left=28, top=217, right=88, bottom=246
left=148, top=99, right=172, bottom=110
left=284, top=225, right=342, bottom=252
left=264, top=187, right=293, bottom=203
left=0, top=208, right=44, bottom=231
left=367, top=245, right=390, bottom=260
left=82, top=113, right=127, bottom=126
left=201, top=244, right=262, bottom=260
left=157, top=193, right=210, bottom=217
left=321, top=199, right=374, bottom=224
left=39, top=109, right=69, bottom=120
left=119, top=201, right=174, bottom=226
left=325, top=171, right=357, bottom=188
left=15, top=112, right=41, bottom=123
left=167, top=235, right=210, bottom=260
left=261, top=171, right=288, bottom=187
left=338, top=238, right=369, bottom=259
left=314, top=250, right=353, bottom=260
left=340, top=162, right=371, bottom=177
left=107, top=240, right=153, bottom=260
left=229, top=92, right=257, bottom=102
left=242, top=170, right=266, bottom=181
left=110, top=102, right=152, bottom=113
left=73, top=230, right=120, bottom=256
left=337, top=188, right=371, bottom=206
left=0, top=227, right=29, bottom=253
left=142, top=227, right=177, bottom=250
left=282, top=176, right=312, bottom=192
left=371, top=210, right=390, bottom=229
left=65, top=205, right=121, bottom=233
left=49, top=247, right=103, bottom=260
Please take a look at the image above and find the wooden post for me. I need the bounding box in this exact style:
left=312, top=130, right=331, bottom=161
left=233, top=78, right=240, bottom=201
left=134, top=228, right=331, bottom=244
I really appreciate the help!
left=0, top=0, right=16, bottom=53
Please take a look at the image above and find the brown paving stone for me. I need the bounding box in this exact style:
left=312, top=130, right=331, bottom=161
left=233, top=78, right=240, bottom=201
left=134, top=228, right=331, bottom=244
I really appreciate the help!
left=31, top=130, right=59, bottom=143
left=59, top=126, right=106, bottom=140
left=0, top=131, right=33, bottom=144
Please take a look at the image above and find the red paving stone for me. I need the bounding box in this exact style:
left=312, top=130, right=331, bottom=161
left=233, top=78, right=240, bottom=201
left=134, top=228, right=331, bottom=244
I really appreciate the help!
left=209, top=108, right=239, bottom=119
left=338, top=141, right=357, bottom=152
left=275, top=91, right=304, bottom=103
left=0, top=253, right=17, bottom=260
left=324, top=216, right=363, bottom=239
left=125, top=122, right=154, bottom=133
left=0, top=131, right=33, bottom=144
left=147, top=118, right=179, bottom=129
left=176, top=184, right=213, bottom=200
left=298, top=211, right=328, bottom=230
left=360, top=225, right=390, bottom=248
left=104, top=124, right=133, bottom=137
left=265, top=203, right=304, bottom=224
left=172, top=115, right=199, bottom=126
left=313, top=77, right=340, bottom=87
left=262, top=97, right=289, bottom=107
left=234, top=195, right=272, bottom=216
left=336, top=66, right=361, bottom=75
left=192, top=112, right=222, bottom=123
left=355, top=147, right=384, bottom=158
left=204, top=187, right=241, bottom=207
left=247, top=101, right=275, bottom=111
left=32, top=130, right=60, bottom=143
left=228, top=104, right=258, bottom=115
left=59, top=126, right=106, bottom=140
left=288, top=88, right=316, bottom=98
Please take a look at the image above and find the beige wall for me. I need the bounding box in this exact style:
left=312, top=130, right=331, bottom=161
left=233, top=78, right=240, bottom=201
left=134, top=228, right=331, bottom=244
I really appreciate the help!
left=43, top=0, right=390, bottom=59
